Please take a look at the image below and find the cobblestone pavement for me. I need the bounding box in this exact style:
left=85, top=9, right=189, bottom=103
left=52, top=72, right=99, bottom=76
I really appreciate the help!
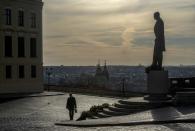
left=1, top=92, right=195, bottom=131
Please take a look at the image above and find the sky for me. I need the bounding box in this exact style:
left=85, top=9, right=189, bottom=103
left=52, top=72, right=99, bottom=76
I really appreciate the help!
left=43, top=0, right=195, bottom=66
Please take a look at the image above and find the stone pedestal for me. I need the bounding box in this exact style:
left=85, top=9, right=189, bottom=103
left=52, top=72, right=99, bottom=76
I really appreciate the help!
left=145, top=70, right=170, bottom=100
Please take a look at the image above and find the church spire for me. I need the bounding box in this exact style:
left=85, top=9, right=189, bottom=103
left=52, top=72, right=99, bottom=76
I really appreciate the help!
left=95, top=59, right=102, bottom=77
left=103, top=60, right=109, bottom=80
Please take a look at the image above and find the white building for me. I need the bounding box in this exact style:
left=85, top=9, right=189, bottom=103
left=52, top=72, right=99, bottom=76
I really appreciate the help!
left=0, top=0, right=44, bottom=94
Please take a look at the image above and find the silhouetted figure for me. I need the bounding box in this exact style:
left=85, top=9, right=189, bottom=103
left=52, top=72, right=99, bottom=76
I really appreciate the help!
left=66, top=94, right=77, bottom=120
left=146, top=12, right=165, bottom=73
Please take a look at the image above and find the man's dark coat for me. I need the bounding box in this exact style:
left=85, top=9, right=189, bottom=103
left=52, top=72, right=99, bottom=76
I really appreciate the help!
left=66, top=96, right=77, bottom=110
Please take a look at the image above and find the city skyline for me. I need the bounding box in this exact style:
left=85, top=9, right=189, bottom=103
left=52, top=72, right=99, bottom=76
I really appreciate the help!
left=43, top=0, right=195, bottom=66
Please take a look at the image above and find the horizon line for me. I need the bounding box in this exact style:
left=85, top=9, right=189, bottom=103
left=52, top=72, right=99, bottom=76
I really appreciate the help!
left=43, top=64, right=195, bottom=67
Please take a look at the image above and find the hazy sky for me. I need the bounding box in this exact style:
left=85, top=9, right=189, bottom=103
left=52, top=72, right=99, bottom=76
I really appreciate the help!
left=43, top=0, right=195, bottom=66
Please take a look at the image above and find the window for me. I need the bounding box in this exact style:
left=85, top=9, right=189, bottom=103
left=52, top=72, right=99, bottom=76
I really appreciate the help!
left=18, top=37, right=25, bottom=57
left=31, top=65, right=36, bottom=78
left=4, top=36, right=12, bottom=57
left=30, top=13, right=36, bottom=28
left=30, top=38, right=37, bottom=57
left=19, top=65, right=25, bottom=78
left=18, top=10, right=24, bottom=26
left=5, top=8, right=11, bottom=25
left=6, top=65, right=12, bottom=79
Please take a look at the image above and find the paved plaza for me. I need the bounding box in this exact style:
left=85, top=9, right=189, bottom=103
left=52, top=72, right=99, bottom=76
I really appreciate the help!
left=1, top=92, right=195, bottom=131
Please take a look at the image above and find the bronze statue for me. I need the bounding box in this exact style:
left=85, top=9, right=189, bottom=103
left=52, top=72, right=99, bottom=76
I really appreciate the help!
left=146, top=12, right=165, bottom=73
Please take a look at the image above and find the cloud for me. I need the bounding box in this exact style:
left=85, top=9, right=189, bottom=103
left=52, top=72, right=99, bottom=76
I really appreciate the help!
left=121, top=28, right=135, bottom=47
left=43, top=0, right=195, bottom=65
left=44, top=0, right=147, bottom=16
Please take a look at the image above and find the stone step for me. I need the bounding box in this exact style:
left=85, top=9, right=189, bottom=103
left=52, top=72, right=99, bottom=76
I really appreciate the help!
left=87, top=115, right=98, bottom=119
left=176, top=91, right=195, bottom=96
left=118, top=100, right=171, bottom=107
left=114, top=103, right=150, bottom=109
left=118, top=100, right=148, bottom=105
left=174, top=92, right=195, bottom=105
left=93, top=112, right=112, bottom=118
left=102, top=108, right=130, bottom=116
left=176, top=88, right=195, bottom=92
left=108, top=106, right=143, bottom=113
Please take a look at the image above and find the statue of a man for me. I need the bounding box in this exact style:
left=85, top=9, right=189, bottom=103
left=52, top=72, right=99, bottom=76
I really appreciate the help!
left=146, top=12, right=165, bottom=73
left=152, top=12, right=165, bottom=68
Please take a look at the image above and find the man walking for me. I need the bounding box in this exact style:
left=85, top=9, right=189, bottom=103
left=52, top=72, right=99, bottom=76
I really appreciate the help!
left=66, top=94, right=77, bottom=120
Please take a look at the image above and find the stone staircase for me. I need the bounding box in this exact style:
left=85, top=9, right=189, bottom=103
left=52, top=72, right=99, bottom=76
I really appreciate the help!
left=89, top=97, right=172, bottom=119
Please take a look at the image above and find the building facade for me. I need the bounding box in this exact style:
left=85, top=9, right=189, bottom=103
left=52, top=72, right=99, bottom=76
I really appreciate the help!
left=0, top=0, right=43, bottom=94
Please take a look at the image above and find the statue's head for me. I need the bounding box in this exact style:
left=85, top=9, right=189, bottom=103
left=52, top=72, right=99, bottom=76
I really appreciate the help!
left=154, top=12, right=160, bottom=20
left=69, top=93, right=72, bottom=97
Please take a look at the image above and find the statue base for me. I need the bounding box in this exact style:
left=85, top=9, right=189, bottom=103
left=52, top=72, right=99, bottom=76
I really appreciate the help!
left=145, top=65, right=164, bottom=74
left=144, top=70, right=170, bottom=100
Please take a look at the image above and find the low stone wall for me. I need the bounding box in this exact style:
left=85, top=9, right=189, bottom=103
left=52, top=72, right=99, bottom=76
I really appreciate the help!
left=44, top=85, right=144, bottom=97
